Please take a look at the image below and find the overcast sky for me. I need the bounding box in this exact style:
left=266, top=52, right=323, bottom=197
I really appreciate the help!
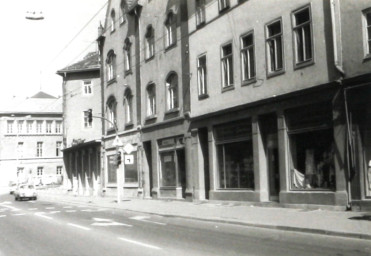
left=0, top=0, right=107, bottom=101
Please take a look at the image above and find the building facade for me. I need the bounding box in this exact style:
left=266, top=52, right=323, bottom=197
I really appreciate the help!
left=57, top=52, right=103, bottom=196
left=0, top=92, right=64, bottom=187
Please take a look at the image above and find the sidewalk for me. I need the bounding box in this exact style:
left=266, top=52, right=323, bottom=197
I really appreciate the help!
left=37, top=189, right=371, bottom=241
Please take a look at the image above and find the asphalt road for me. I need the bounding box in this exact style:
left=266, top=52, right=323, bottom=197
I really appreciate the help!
left=0, top=193, right=370, bottom=256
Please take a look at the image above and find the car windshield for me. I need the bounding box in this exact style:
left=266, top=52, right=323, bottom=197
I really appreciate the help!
left=19, top=185, right=26, bottom=189
left=28, top=185, right=34, bottom=189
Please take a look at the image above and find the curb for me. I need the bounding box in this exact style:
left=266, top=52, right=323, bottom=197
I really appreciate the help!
left=38, top=195, right=371, bottom=241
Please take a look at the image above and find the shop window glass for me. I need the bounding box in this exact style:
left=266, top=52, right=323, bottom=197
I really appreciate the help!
left=107, top=155, right=117, bottom=183
left=286, top=103, right=335, bottom=190
left=125, top=151, right=138, bottom=183
left=160, top=151, right=176, bottom=186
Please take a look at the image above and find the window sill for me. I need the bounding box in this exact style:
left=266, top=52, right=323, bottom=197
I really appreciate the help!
left=145, top=55, right=155, bottom=63
left=219, top=6, right=230, bottom=14
left=124, top=70, right=133, bottom=77
left=241, top=78, right=256, bottom=87
left=165, top=43, right=177, bottom=52
left=221, top=85, right=234, bottom=93
left=119, top=20, right=126, bottom=26
left=107, top=78, right=117, bottom=86
left=125, top=123, right=134, bottom=130
left=110, top=29, right=115, bottom=35
left=198, top=94, right=209, bottom=100
left=196, top=22, right=205, bottom=29
left=165, top=108, right=179, bottom=115
left=294, top=59, right=314, bottom=70
left=145, top=115, right=157, bottom=121
left=363, top=54, right=371, bottom=63
left=267, top=69, right=285, bottom=79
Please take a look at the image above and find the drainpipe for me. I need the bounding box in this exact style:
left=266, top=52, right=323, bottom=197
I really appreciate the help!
left=331, top=0, right=353, bottom=210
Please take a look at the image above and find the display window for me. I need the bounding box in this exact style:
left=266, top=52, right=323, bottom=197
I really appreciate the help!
left=286, top=102, right=335, bottom=190
left=160, top=151, right=176, bottom=187
left=107, top=155, right=117, bottom=184
left=125, top=151, right=138, bottom=183
left=215, top=120, right=254, bottom=189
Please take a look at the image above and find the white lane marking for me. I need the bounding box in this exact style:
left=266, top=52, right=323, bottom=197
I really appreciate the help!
left=34, top=212, right=53, bottom=220
left=0, top=215, right=6, bottom=218
left=118, top=237, right=161, bottom=250
left=91, top=217, right=132, bottom=227
left=49, top=211, right=61, bottom=214
left=65, top=210, right=77, bottom=213
left=27, top=201, right=36, bottom=203
left=81, top=209, right=94, bottom=212
left=13, top=213, right=27, bottom=216
left=63, top=206, right=73, bottom=209
left=130, top=216, right=166, bottom=226
left=68, top=223, right=91, bottom=231
left=0, top=202, right=20, bottom=211
left=28, top=208, right=38, bottom=210
left=0, top=209, right=7, bottom=212
left=45, top=207, right=55, bottom=210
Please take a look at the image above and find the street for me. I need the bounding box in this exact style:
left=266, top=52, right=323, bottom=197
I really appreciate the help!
left=0, top=193, right=370, bottom=256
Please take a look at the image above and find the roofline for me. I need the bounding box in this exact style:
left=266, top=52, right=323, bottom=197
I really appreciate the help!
left=56, top=66, right=100, bottom=75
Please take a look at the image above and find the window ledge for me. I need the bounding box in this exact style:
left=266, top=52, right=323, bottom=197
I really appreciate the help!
left=165, top=43, right=177, bottom=52
left=124, top=70, right=133, bottom=77
left=145, top=55, right=155, bottom=62
left=294, top=59, right=314, bottom=70
left=219, top=6, right=230, bottom=14
left=165, top=108, right=179, bottom=115
left=145, top=115, right=157, bottom=121
left=221, top=85, right=234, bottom=93
left=363, top=54, right=371, bottom=63
left=110, top=29, right=116, bottom=34
left=267, top=69, right=285, bottom=79
left=198, top=94, right=209, bottom=100
left=107, top=78, right=117, bottom=85
left=241, top=78, right=257, bottom=87
left=196, top=22, right=205, bottom=29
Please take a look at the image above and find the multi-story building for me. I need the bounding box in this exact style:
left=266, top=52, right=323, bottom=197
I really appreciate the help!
left=0, top=92, right=64, bottom=187
left=57, top=52, right=102, bottom=196
left=98, top=0, right=191, bottom=199
left=187, top=0, right=371, bottom=210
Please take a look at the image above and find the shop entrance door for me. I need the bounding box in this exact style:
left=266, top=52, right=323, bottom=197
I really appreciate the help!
left=268, top=143, right=279, bottom=201
left=177, top=149, right=186, bottom=198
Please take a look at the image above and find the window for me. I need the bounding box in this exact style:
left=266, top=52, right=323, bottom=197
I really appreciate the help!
left=110, top=9, right=116, bottom=32
left=197, top=55, right=207, bottom=97
left=166, top=73, right=179, bottom=111
left=218, top=0, right=230, bottom=12
left=165, top=12, right=176, bottom=48
left=107, top=97, right=117, bottom=129
left=221, top=43, right=233, bottom=88
left=216, top=120, right=254, bottom=189
left=145, top=25, right=155, bottom=59
left=56, top=166, right=62, bottom=175
left=292, top=6, right=313, bottom=66
left=363, top=8, right=371, bottom=57
left=124, top=89, right=133, bottom=124
left=286, top=103, right=335, bottom=190
left=46, top=121, right=52, bottom=133
left=146, top=83, right=156, bottom=117
left=37, top=167, right=43, bottom=176
left=55, top=121, right=62, bottom=133
left=119, top=1, right=126, bottom=24
left=27, top=121, right=33, bottom=133
left=17, top=121, right=24, bottom=133
left=266, top=19, right=284, bottom=74
left=124, top=38, right=132, bottom=73
left=241, top=32, right=256, bottom=82
left=84, top=110, right=92, bottom=128
left=7, top=121, right=14, bottom=134
left=196, top=0, right=206, bottom=26
left=83, top=81, right=92, bottom=95
left=56, top=141, right=62, bottom=156
left=36, top=121, right=43, bottom=134
left=36, top=142, right=43, bottom=157
left=106, top=51, right=116, bottom=82
left=17, top=142, right=24, bottom=158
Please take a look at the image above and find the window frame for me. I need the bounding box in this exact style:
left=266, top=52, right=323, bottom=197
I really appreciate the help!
left=36, top=121, right=43, bottom=134
left=265, top=18, right=285, bottom=77
left=165, top=12, right=177, bottom=49
left=124, top=89, right=133, bottom=126
left=165, top=73, right=179, bottom=112
left=83, top=110, right=92, bottom=128
left=56, top=141, right=62, bottom=157
left=119, top=1, right=126, bottom=24
left=220, top=42, right=234, bottom=90
left=240, top=31, right=256, bottom=85
left=45, top=121, right=52, bottom=134
left=106, top=51, right=116, bottom=83
left=55, top=121, right=62, bottom=133
left=83, top=80, right=93, bottom=96
left=292, top=5, right=314, bottom=69
left=110, top=9, right=116, bottom=32
left=218, top=0, right=230, bottom=12
left=197, top=54, right=208, bottom=98
left=36, top=142, right=43, bottom=157
left=363, top=8, right=371, bottom=60
left=124, top=38, right=132, bottom=74
left=106, top=97, right=117, bottom=130
left=146, top=83, right=157, bottom=118
left=145, top=25, right=155, bottom=60
left=196, top=0, right=206, bottom=27
left=7, top=120, right=14, bottom=134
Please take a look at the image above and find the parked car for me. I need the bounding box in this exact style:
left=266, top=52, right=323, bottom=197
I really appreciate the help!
left=9, top=182, right=17, bottom=194
left=14, top=184, right=37, bottom=201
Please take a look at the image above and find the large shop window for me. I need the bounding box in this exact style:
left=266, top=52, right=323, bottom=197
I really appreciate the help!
left=215, top=120, right=254, bottom=189
left=286, top=103, right=335, bottom=190
left=125, top=151, right=138, bottom=183
left=107, top=155, right=117, bottom=184
left=160, top=151, right=176, bottom=187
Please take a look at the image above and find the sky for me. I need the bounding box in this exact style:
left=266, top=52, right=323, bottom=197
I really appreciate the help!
left=0, top=0, right=108, bottom=101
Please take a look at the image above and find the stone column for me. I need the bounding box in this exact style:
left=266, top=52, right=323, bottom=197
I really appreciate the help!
left=184, top=132, right=194, bottom=200
left=277, top=111, right=289, bottom=201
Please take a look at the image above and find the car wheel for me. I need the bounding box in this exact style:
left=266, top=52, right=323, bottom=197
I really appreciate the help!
left=15, top=196, right=18, bottom=201
left=34, top=197, right=37, bottom=200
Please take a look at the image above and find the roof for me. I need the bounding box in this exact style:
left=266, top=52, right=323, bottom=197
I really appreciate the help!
left=0, top=92, right=62, bottom=115
left=57, top=52, right=100, bottom=74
